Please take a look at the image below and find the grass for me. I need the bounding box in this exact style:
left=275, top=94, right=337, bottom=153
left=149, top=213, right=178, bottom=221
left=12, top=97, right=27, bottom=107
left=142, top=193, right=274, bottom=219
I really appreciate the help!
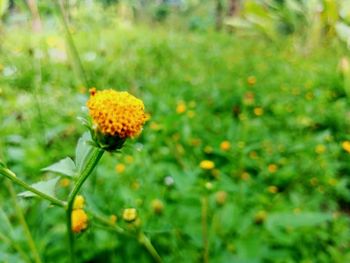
left=1, top=11, right=350, bottom=262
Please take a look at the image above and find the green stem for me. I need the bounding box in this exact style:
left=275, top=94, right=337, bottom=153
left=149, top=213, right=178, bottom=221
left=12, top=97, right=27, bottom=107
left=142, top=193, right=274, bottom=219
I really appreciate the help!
left=53, top=0, right=89, bottom=87
left=138, top=232, right=163, bottom=263
left=7, top=181, right=42, bottom=263
left=0, top=231, right=31, bottom=263
left=201, top=196, right=209, bottom=263
left=66, top=147, right=104, bottom=263
left=0, top=167, right=65, bottom=207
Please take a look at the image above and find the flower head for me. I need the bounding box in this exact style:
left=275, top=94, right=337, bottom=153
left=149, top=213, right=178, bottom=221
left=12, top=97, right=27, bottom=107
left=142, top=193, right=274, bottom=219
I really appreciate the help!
left=200, top=160, right=215, bottom=170
left=123, top=208, right=137, bottom=222
left=71, top=209, right=88, bottom=233
left=87, top=88, right=148, bottom=141
left=73, top=195, right=85, bottom=210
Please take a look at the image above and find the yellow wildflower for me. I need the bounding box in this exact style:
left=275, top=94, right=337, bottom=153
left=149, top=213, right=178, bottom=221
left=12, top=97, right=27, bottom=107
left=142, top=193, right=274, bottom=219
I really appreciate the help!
left=124, top=155, right=134, bottom=164
left=342, top=141, right=350, bottom=153
left=151, top=199, right=164, bottom=214
left=73, top=195, right=85, bottom=210
left=87, top=88, right=148, bottom=138
left=60, top=178, right=70, bottom=187
left=220, top=141, right=231, bottom=151
left=254, top=107, right=264, bottom=116
left=247, top=76, right=256, bottom=86
left=268, top=185, right=278, bottom=194
left=200, top=160, right=215, bottom=170
left=315, top=144, right=326, bottom=154
left=215, top=191, right=228, bottom=206
left=71, top=209, right=88, bottom=233
left=176, top=101, right=186, bottom=114
left=123, top=208, right=137, bottom=222
left=115, top=163, right=126, bottom=173
left=204, top=146, right=213, bottom=154
left=268, top=164, right=278, bottom=173
left=254, top=210, right=267, bottom=224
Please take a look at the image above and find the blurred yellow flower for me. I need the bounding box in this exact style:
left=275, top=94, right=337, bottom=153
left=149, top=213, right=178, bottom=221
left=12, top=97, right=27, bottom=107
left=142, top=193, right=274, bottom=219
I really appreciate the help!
left=254, top=107, right=264, bottom=116
left=254, top=210, right=267, bottom=224
left=220, top=141, right=231, bottom=151
left=293, top=207, right=301, bottom=214
left=342, top=141, right=350, bottom=153
left=187, top=110, right=195, bottom=118
left=247, top=76, right=256, bottom=86
left=115, top=163, right=126, bottom=173
left=87, top=88, right=148, bottom=138
left=268, top=164, right=278, bottom=173
left=328, top=178, right=337, bottom=186
left=315, top=144, right=326, bottom=154
left=268, top=185, right=278, bottom=194
left=215, top=191, right=228, bottom=206
left=241, top=172, right=250, bottom=181
left=200, top=160, right=215, bottom=170
left=60, top=178, right=70, bottom=187
left=124, top=155, right=134, bottom=164
left=151, top=199, right=164, bottom=214
left=73, top=195, right=85, bottom=210
left=176, top=101, right=186, bottom=114
left=71, top=209, right=88, bottom=233
left=123, top=208, right=137, bottom=222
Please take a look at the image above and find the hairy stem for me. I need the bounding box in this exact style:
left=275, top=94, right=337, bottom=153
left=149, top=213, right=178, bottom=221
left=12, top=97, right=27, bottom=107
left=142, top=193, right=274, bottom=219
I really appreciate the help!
left=0, top=167, right=65, bottom=207
left=66, top=147, right=104, bottom=263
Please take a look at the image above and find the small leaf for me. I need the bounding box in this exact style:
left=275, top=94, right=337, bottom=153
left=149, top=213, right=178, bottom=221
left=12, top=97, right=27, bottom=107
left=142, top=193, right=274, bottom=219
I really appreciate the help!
left=75, top=132, right=93, bottom=173
left=18, top=177, right=60, bottom=198
left=41, top=157, right=76, bottom=177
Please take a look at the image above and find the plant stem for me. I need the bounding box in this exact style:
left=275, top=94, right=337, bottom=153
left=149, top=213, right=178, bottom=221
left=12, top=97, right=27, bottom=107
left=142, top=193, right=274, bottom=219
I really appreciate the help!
left=0, top=231, right=32, bottom=263
left=201, top=196, right=209, bottom=263
left=0, top=167, right=65, bottom=207
left=138, top=232, right=162, bottom=263
left=7, top=181, right=42, bottom=263
left=66, top=147, right=104, bottom=263
left=53, top=0, right=89, bottom=87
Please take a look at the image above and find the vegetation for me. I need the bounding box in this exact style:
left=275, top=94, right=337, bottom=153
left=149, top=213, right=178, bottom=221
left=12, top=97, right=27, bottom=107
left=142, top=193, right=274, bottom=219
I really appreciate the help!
left=1, top=0, right=350, bottom=262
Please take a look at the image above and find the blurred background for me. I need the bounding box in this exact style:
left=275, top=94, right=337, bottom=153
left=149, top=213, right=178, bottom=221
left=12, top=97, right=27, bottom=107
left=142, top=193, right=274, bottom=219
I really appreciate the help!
left=1, top=0, right=350, bottom=262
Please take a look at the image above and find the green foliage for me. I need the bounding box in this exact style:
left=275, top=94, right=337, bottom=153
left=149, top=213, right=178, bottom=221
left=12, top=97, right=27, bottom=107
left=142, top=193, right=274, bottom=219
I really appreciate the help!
left=1, top=2, right=350, bottom=262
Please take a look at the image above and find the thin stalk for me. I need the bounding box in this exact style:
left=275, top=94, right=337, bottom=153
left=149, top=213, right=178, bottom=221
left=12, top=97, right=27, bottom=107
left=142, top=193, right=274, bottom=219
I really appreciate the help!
left=201, top=196, right=209, bottom=263
left=7, top=181, right=42, bottom=263
left=66, top=147, right=104, bottom=263
left=53, top=0, right=89, bottom=87
left=138, top=232, right=162, bottom=263
left=0, top=167, right=65, bottom=207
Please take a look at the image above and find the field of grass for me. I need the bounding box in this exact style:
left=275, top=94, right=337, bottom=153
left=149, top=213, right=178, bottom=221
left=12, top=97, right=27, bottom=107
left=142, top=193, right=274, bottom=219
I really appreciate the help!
left=1, top=8, right=350, bottom=263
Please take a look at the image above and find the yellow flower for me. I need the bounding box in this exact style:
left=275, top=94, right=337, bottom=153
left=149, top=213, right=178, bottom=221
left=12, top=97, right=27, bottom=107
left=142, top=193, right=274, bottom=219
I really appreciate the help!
left=342, top=141, right=350, bottom=153
left=204, top=146, right=213, bottom=154
left=151, top=199, right=164, bottom=214
left=254, top=210, right=267, bottom=224
left=87, top=88, right=148, bottom=138
left=123, top=208, right=137, bottom=222
left=315, top=144, right=326, bottom=154
left=176, top=101, right=186, bottom=114
left=220, top=141, right=231, bottom=151
left=200, top=160, right=215, bottom=170
left=115, top=163, right=126, bottom=173
left=60, top=178, right=70, bottom=187
left=215, top=191, right=228, bottom=206
left=71, top=209, right=88, bottom=233
left=247, top=76, right=256, bottom=86
left=254, top=107, right=264, bottom=116
left=267, top=185, right=278, bottom=194
left=73, top=195, right=85, bottom=210
left=268, top=164, right=278, bottom=173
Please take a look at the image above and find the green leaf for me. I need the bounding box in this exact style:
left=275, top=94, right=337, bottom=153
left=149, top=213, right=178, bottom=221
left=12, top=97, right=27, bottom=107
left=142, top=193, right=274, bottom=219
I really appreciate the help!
left=75, top=132, right=93, bottom=173
left=41, top=157, right=76, bottom=177
left=266, top=212, right=332, bottom=231
left=18, top=177, right=60, bottom=198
